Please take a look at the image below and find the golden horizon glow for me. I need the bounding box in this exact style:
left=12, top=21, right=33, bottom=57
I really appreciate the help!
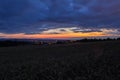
left=0, top=28, right=119, bottom=39
left=0, top=32, right=119, bottom=39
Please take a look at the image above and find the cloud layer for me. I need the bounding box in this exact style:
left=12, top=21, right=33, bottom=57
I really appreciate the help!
left=0, top=0, right=120, bottom=36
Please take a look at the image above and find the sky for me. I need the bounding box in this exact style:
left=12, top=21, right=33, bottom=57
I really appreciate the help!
left=0, top=0, right=120, bottom=39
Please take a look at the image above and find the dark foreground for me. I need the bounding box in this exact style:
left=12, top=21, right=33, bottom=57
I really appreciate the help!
left=0, top=41, right=120, bottom=80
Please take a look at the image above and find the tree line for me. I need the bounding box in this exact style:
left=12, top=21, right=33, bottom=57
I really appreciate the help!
left=0, top=37, right=120, bottom=47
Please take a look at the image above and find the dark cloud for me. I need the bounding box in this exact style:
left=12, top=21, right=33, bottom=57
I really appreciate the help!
left=0, top=0, right=120, bottom=34
left=73, top=29, right=102, bottom=33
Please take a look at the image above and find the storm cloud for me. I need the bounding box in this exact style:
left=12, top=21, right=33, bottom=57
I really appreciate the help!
left=0, top=0, right=120, bottom=34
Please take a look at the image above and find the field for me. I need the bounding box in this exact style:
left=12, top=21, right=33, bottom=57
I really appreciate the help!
left=0, top=41, right=120, bottom=80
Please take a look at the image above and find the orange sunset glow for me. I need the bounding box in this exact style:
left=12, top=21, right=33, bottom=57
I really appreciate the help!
left=0, top=27, right=119, bottom=39
left=0, top=31, right=117, bottom=39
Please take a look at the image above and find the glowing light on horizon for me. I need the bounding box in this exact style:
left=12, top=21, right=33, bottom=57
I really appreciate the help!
left=0, top=27, right=119, bottom=39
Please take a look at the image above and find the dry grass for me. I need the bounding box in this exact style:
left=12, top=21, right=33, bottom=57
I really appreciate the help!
left=0, top=41, right=120, bottom=80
